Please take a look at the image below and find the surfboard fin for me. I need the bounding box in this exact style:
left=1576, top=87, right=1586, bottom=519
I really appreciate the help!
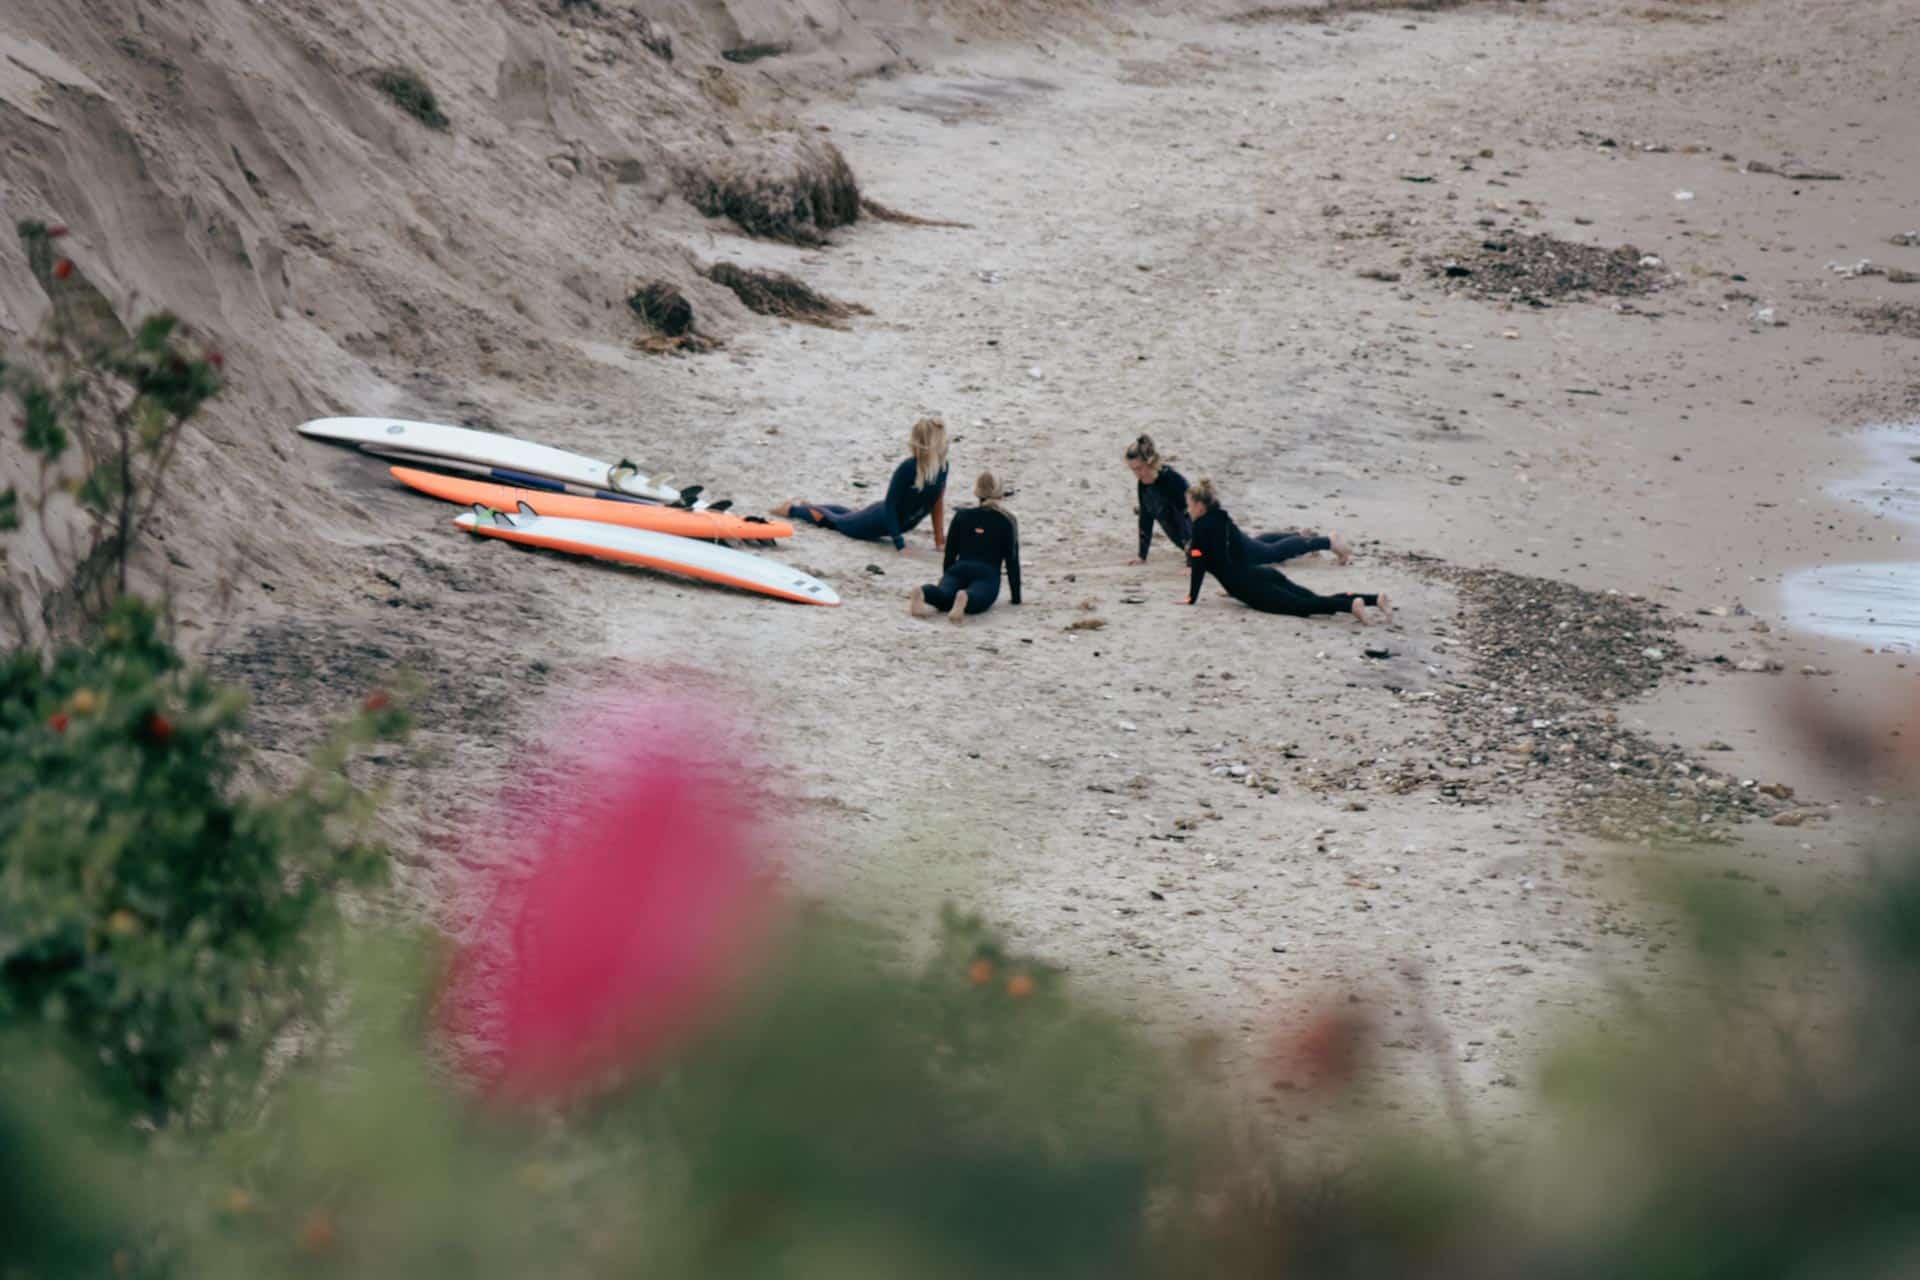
left=707, top=499, right=733, bottom=513
left=609, top=459, right=639, bottom=486
left=674, top=485, right=705, bottom=509
left=468, top=503, right=496, bottom=527
left=516, top=500, right=539, bottom=518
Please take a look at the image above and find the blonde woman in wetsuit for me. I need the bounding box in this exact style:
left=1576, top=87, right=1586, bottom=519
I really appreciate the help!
left=776, top=416, right=949, bottom=552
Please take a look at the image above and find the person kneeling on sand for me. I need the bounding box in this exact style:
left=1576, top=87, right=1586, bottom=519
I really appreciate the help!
left=1124, top=433, right=1351, bottom=567
left=1181, top=478, right=1389, bottom=624
left=774, top=415, right=949, bottom=552
left=911, top=471, right=1022, bottom=624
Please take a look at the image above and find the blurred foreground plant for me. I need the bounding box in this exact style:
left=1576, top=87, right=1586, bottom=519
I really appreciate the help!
left=9, top=839, right=1920, bottom=1279
left=2, top=219, right=222, bottom=643
left=0, top=225, right=412, bottom=1129
left=0, top=599, right=411, bottom=1125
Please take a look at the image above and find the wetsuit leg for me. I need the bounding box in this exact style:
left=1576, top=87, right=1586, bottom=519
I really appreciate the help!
left=956, top=561, right=1001, bottom=614
left=791, top=502, right=854, bottom=528
left=921, top=567, right=966, bottom=612
left=1245, top=532, right=1331, bottom=566
left=798, top=501, right=892, bottom=541
left=1234, top=568, right=1376, bottom=617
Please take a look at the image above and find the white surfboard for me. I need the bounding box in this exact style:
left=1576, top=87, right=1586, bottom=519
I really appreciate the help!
left=298, top=417, right=706, bottom=507
left=455, top=505, right=839, bottom=607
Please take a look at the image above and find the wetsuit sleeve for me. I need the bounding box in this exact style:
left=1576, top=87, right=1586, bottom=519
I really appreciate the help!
left=1137, top=484, right=1154, bottom=559
left=881, top=458, right=915, bottom=550
left=1006, top=519, right=1022, bottom=605
left=1187, top=545, right=1205, bottom=604
left=943, top=512, right=962, bottom=572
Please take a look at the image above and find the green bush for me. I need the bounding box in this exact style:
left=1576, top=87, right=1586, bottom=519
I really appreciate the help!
left=3, top=220, right=224, bottom=641
left=374, top=67, right=449, bottom=131
left=1, top=235, right=409, bottom=1125
left=0, top=599, right=408, bottom=1124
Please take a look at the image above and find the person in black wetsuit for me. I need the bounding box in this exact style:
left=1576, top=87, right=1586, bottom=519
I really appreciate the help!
left=774, top=416, right=949, bottom=552
left=911, top=471, right=1022, bottom=623
left=1125, top=434, right=1192, bottom=564
left=1124, top=433, right=1352, bottom=566
left=1181, top=478, right=1390, bottom=624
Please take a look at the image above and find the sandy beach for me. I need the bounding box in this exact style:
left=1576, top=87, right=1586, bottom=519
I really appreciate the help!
left=5, top=0, right=1918, bottom=1141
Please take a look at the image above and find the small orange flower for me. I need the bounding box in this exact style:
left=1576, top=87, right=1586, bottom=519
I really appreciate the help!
left=1006, top=974, right=1035, bottom=999
left=363, top=689, right=391, bottom=712
left=106, top=910, right=141, bottom=937
left=224, top=1187, right=256, bottom=1214
left=69, top=689, right=98, bottom=715
left=968, top=959, right=994, bottom=986
left=298, top=1210, right=337, bottom=1254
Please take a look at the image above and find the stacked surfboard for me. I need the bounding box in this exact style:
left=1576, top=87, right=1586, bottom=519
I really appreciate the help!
left=298, top=417, right=839, bottom=606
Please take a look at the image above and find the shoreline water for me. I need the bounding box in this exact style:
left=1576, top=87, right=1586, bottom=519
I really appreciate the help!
left=1781, top=423, right=1920, bottom=655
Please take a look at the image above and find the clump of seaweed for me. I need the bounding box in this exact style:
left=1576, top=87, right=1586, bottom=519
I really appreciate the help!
left=677, top=136, right=860, bottom=246
left=373, top=67, right=449, bottom=131
left=701, top=263, right=869, bottom=329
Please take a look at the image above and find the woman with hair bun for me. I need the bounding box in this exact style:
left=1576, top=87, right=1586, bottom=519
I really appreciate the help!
left=911, top=470, right=1022, bottom=623
left=1124, top=434, right=1192, bottom=564
left=1125, top=434, right=1351, bottom=566
left=1181, top=478, right=1389, bottom=623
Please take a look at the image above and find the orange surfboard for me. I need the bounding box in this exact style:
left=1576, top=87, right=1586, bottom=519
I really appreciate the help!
left=455, top=506, right=838, bottom=606
left=389, top=466, right=792, bottom=541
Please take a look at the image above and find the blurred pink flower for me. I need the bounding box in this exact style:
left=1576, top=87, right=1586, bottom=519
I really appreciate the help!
left=441, top=692, right=777, bottom=1103
left=1269, top=1004, right=1370, bottom=1094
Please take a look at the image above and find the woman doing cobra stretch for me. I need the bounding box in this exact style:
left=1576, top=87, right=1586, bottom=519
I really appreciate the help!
left=911, top=471, right=1022, bottom=623
left=775, top=416, right=949, bottom=551
left=1124, top=434, right=1351, bottom=566
left=1183, top=479, right=1389, bottom=623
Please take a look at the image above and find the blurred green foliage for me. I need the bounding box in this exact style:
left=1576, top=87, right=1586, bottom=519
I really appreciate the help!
left=3, top=220, right=224, bottom=639
left=6, top=844, right=1920, bottom=1279
left=0, top=599, right=409, bottom=1124
left=1, top=239, right=408, bottom=1130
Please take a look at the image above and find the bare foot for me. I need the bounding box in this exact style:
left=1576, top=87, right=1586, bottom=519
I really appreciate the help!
left=771, top=500, right=794, bottom=517
left=948, top=590, right=969, bottom=624
left=1349, top=597, right=1371, bottom=625
left=909, top=587, right=929, bottom=618
left=1330, top=531, right=1353, bottom=565
left=1374, top=592, right=1393, bottom=625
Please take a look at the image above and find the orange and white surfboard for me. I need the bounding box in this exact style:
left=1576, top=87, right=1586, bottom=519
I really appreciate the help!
left=392, top=467, right=791, bottom=541
left=455, top=506, right=838, bottom=607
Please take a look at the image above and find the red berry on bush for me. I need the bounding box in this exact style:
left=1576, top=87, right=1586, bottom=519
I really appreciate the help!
left=52, top=258, right=74, bottom=280
left=207, top=350, right=225, bottom=370
left=46, top=225, right=68, bottom=239
left=49, top=712, right=70, bottom=734
left=363, top=690, right=391, bottom=712
left=145, top=713, right=174, bottom=743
